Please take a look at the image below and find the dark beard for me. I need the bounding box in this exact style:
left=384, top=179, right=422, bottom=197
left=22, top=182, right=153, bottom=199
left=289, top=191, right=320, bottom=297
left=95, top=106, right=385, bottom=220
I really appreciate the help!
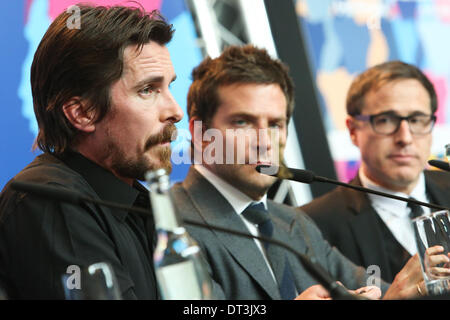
left=109, top=124, right=176, bottom=180
left=111, top=146, right=172, bottom=181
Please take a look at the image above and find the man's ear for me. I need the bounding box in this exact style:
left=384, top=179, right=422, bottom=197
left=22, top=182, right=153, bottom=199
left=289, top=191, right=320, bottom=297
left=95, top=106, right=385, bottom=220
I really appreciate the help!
left=346, top=116, right=359, bottom=147
left=189, top=116, right=207, bottom=151
left=62, top=98, right=96, bottom=133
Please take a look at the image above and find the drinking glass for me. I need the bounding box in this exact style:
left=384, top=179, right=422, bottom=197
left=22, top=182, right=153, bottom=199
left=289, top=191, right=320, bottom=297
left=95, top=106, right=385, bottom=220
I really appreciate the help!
left=413, top=210, right=450, bottom=296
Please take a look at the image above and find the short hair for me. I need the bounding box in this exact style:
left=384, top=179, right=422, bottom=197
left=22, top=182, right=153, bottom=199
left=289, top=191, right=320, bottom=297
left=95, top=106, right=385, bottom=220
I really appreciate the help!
left=346, top=61, right=437, bottom=115
left=32, top=4, right=174, bottom=154
left=187, top=45, right=294, bottom=125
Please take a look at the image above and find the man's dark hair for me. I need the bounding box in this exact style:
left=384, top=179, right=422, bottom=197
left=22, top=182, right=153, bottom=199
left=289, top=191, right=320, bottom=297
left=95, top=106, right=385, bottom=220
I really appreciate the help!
left=31, top=4, right=174, bottom=154
left=187, top=45, right=295, bottom=125
left=346, top=60, right=437, bottom=115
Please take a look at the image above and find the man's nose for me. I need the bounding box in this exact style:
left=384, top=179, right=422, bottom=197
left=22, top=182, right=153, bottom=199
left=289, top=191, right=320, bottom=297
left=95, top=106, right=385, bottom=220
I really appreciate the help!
left=162, top=91, right=183, bottom=123
left=257, top=126, right=281, bottom=160
left=394, top=119, right=413, bottom=145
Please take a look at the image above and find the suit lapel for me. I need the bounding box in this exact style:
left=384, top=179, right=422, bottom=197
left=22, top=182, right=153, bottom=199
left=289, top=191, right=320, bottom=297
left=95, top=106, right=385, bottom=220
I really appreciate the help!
left=182, top=168, right=281, bottom=299
left=268, top=203, right=307, bottom=255
left=268, top=203, right=307, bottom=294
left=425, top=171, right=450, bottom=209
left=345, top=177, right=393, bottom=280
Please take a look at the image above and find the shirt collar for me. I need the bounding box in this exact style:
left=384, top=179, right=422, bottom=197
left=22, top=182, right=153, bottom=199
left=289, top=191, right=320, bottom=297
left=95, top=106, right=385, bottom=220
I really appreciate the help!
left=194, top=165, right=267, bottom=215
left=359, top=169, right=428, bottom=218
left=59, top=151, right=144, bottom=222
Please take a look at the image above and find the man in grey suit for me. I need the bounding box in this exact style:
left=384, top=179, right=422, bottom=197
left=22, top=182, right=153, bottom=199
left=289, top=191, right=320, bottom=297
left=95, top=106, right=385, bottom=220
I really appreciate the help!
left=171, top=46, right=425, bottom=299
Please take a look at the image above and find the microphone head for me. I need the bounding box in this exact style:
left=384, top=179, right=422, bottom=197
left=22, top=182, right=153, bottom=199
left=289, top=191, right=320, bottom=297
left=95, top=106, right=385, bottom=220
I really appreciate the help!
left=255, top=165, right=315, bottom=183
left=428, top=159, right=450, bottom=172
left=255, top=164, right=280, bottom=176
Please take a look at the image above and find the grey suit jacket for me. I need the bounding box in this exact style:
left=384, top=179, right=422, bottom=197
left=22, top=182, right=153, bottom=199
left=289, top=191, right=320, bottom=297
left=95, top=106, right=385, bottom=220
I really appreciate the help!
left=170, top=167, right=389, bottom=299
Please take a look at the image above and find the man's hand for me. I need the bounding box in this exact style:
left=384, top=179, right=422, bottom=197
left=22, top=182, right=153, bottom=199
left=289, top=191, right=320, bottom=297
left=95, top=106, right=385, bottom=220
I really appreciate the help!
left=295, top=283, right=381, bottom=300
left=424, top=245, right=450, bottom=278
left=383, top=249, right=430, bottom=299
left=350, top=286, right=382, bottom=299
left=295, top=284, right=332, bottom=300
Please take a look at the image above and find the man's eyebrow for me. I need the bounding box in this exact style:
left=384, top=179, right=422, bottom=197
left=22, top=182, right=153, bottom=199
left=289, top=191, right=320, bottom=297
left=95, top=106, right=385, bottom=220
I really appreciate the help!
left=378, top=110, right=430, bottom=116
left=230, top=112, right=287, bottom=122
left=133, top=76, right=163, bottom=89
left=133, top=74, right=177, bottom=90
left=230, top=112, right=255, bottom=120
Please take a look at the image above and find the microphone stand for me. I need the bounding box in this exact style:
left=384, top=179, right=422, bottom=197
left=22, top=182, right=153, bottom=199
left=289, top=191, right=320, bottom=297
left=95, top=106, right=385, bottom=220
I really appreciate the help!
left=314, top=175, right=448, bottom=212
left=10, top=181, right=362, bottom=300
left=256, top=165, right=450, bottom=212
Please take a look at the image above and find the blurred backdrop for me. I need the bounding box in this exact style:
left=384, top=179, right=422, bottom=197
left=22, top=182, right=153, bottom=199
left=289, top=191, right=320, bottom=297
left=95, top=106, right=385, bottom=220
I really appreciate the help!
left=1, top=0, right=449, bottom=206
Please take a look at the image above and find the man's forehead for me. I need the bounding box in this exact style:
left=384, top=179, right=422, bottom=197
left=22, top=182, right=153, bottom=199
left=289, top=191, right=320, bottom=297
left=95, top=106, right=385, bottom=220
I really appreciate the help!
left=215, top=86, right=288, bottom=122
left=122, top=42, right=175, bottom=77
left=362, top=78, right=431, bottom=112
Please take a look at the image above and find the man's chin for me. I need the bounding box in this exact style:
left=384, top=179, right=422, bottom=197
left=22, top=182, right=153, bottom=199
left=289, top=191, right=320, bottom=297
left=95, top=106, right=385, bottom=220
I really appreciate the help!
left=143, top=148, right=172, bottom=174
left=243, top=167, right=277, bottom=191
left=385, top=170, right=422, bottom=191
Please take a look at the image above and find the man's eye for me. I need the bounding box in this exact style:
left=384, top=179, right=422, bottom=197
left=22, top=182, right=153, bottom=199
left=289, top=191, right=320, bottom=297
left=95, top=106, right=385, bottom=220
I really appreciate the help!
left=269, top=122, right=283, bottom=129
left=409, top=117, right=419, bottom=124
left=232, top=119, right=248, bottom=126
left=374, top=115, right=392, bottom=125
left=409, top=116, right=427, bottom=124
left=139, top=86, right=157, bottom=96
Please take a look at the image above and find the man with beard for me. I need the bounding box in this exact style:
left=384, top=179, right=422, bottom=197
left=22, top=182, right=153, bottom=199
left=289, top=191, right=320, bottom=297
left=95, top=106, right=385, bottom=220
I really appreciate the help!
left=170, top=46, right=426, bottom=300
left=0, top=5, right=182, bottom=299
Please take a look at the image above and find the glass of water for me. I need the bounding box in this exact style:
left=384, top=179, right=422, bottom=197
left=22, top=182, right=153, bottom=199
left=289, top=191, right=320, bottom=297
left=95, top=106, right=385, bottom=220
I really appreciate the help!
left=413, top=210, right=450, bottom=296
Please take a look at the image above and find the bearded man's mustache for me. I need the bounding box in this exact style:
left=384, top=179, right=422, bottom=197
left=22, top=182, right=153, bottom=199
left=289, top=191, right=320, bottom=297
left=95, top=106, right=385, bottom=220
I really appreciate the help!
left=144, top=124, right=177, bottom=151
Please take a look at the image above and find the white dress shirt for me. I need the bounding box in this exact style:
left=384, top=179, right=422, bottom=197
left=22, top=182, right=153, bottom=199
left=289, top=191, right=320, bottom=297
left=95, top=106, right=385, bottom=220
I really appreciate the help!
left=359, top=170, right=430, bottom=255
left=194, top=165, right=277, bottom=281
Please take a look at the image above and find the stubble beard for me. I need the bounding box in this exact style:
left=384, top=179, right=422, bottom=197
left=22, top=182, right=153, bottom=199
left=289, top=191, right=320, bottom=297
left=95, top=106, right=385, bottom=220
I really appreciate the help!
left=211, top=163, right=277, bottom=200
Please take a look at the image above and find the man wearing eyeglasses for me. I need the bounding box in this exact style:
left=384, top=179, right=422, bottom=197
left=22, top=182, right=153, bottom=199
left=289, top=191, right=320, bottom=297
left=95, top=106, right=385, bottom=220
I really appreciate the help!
left=301, top=61, right=450, bottom=284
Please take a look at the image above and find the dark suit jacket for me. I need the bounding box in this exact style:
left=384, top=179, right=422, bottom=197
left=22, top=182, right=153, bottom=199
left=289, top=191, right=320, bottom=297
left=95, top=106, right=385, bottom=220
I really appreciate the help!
left=170, top=167, right=389, bottom=299
left=300, top=170, right=450, bottom=283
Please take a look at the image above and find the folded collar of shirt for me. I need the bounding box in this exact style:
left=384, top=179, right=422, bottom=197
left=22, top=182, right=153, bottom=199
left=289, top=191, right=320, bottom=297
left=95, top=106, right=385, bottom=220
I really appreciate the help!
left=358, top=169, right=427, bottom=218
left=194, top=164, right=267, bottom=215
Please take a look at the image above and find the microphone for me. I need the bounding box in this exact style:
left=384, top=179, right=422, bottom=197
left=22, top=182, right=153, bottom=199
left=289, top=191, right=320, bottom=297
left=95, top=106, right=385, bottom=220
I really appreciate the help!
left=256, top=165, right=450, bottom=212
left=428, top=160, right=450, bottom=172
left=10, top=180, right=361, bottom=300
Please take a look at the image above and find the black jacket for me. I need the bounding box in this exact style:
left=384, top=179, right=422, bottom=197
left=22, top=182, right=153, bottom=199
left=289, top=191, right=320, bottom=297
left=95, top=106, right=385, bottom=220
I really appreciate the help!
left=0, top=152, right=158, bottom=299
left=300, top=170, right=450, bottom=283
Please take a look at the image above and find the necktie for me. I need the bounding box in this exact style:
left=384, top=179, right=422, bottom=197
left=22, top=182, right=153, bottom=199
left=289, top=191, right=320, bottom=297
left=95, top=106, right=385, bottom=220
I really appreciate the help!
left=242, top=202, right=296, bottom=300
left=408, top=198, right=424, bottom=220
